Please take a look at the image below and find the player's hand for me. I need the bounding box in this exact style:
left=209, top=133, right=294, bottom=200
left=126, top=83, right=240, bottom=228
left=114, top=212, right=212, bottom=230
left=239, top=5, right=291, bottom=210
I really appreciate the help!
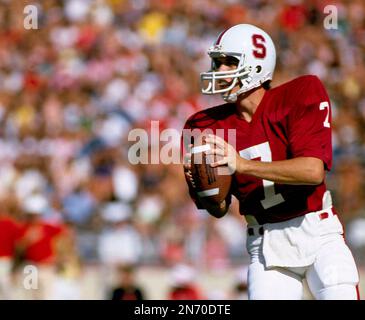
left=183, top=144, right=196, bottom=188
left=205, top=134, right=244, bottom=173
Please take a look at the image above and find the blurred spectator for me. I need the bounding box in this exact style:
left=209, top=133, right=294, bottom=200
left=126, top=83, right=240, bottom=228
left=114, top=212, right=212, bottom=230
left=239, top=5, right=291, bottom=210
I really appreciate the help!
left=231, top=266, right=249, bottom=300
left=168, top=264, right=204, bottom=300
left=112, top=163, right=139, bottom=203
left=346, top=217, right=365, bottom=263
left=15, top=194, right=69, bottom=299
left=62, top=186, right=96, bottom=226
left=110, top=264, right=145, bottom=300
left=204, top=221, right=230, bottom=271
left=0, top=208, right=21, bottom=299
left=98, top=202, right=143, bottom=266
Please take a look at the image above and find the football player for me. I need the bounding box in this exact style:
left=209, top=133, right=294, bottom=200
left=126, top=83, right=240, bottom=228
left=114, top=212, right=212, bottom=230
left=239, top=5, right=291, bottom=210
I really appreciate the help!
left=182, top=24, right=360, bottom=300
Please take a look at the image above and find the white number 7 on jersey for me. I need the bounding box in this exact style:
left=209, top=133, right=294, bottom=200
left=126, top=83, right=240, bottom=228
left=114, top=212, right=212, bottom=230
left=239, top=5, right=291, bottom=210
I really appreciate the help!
left=319, top=101, right=331, bottom=128
left=239, top=142, right=285, bottom=210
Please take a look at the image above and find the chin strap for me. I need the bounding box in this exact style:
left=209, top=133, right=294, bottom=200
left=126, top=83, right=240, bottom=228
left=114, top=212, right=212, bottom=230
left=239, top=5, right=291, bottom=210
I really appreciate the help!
left=222, top=92, right=238, bottom=103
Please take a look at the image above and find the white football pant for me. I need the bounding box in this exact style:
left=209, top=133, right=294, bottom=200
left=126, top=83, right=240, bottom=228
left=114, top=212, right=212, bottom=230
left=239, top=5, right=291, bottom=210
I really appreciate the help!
left=246, top=212, right=359, bottom=300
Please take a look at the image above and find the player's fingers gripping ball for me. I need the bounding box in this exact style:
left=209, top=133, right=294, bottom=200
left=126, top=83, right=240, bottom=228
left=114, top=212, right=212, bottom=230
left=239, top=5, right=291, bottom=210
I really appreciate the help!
left=205, top=134, right=238, bottom=173
left=190, top=135, right=232, bottom=203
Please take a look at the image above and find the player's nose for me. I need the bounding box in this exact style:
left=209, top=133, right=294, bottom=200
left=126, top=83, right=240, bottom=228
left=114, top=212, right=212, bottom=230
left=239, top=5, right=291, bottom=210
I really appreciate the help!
left=217, top=65, right=234, bottom=84
left=218, top=78, right=233, bottom=87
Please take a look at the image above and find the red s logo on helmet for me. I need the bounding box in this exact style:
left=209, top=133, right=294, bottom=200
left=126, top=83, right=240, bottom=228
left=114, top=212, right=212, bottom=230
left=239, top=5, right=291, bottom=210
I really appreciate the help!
left=252, top=34, right=266, bottom=59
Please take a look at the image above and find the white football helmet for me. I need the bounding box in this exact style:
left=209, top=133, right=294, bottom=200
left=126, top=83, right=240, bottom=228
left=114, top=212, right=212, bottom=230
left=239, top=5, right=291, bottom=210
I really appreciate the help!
left=200, top=24, right=276, bottom=102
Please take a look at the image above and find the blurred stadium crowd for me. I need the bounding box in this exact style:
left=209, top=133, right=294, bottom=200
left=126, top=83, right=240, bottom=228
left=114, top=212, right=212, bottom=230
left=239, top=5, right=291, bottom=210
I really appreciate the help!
left=0, top=0, right=364, bottom=299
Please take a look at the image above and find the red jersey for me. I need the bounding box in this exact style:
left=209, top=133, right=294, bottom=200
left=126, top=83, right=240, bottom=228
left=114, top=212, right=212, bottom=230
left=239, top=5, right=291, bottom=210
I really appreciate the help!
left=183, top=75, right=333, bottom=224
left=169, top=285, right=203, bottom=300
left=0, top=214, right=21, bottom=258
left=18, top=221, right=64, bottom=264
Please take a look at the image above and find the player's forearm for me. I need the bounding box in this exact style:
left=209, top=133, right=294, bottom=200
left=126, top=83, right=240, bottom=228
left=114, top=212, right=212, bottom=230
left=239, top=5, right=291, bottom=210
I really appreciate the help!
left=237, top=157, right=325, bottom=185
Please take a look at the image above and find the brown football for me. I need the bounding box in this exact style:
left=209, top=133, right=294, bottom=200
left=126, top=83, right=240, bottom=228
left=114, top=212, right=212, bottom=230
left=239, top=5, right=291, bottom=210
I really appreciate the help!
left=190, top=141, right=232, bottom=203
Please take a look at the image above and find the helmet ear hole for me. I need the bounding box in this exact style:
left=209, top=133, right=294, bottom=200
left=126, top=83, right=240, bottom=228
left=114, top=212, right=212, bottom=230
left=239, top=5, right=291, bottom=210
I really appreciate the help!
left=256, top=65, right=262, bottom=73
